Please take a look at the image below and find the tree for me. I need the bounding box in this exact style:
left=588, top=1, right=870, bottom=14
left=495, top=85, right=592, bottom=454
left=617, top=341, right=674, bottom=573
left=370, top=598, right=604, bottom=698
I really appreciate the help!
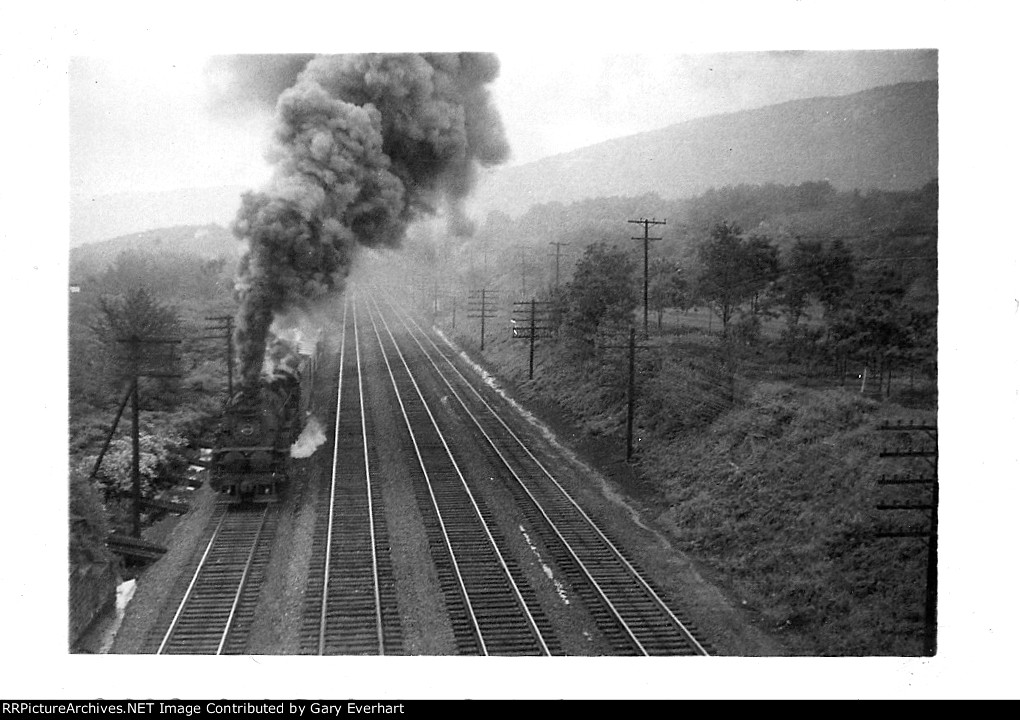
left=779, top=239, right=825, bottom=326
left=777, top=238, right=857, bottom=328
left=817, top=239, right=855, bottom=314
left=795, top=180, right=836, bottom=209
left=696, top=222, right=744, bottom=334
left=91, top=287, right=182, bottom=389
left=648, top=258, right=691, bottom=331
left=824, top=268, right=910, bottom=382
left=744, top=234, right=780, bottom=316
left=561, top=242, right=638, bottom=349
left=695, top=222, right=779, bottom=336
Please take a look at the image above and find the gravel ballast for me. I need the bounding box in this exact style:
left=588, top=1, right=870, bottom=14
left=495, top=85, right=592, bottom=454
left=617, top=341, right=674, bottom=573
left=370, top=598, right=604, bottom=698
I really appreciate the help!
left=107, top=313, right=783, bottom=657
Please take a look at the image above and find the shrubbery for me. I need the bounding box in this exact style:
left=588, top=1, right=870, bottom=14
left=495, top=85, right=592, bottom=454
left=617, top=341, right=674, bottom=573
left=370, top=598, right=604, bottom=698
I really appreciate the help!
left=69, top=469, right=114, bottom=570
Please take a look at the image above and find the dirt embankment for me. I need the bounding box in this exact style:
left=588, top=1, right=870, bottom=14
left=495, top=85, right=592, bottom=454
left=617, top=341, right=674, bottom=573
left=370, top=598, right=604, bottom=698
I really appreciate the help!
left=446, top=323, right=935, bottom=656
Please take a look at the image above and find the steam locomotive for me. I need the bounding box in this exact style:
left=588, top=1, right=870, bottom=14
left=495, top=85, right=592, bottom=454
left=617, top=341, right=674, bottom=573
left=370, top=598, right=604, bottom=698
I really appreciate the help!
left=209, top=359, right=308, bottom=503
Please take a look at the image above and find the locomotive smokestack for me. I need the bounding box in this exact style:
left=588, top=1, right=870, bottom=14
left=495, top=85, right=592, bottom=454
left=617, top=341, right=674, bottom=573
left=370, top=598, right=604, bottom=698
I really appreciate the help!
left=224, top=53, right=509, bottom=386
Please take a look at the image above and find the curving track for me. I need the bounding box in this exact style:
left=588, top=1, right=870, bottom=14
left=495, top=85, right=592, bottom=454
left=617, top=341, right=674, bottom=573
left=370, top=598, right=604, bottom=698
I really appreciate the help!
left=374, top=292, right=712, bottom=656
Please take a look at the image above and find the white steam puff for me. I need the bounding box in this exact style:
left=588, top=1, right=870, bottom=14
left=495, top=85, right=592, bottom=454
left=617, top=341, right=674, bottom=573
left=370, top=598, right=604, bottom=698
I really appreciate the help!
left=291, top=414, right=327, bottom=459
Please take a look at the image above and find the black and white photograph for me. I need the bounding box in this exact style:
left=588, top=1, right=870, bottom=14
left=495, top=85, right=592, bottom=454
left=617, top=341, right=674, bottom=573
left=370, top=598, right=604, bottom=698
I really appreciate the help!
left=5, top=0, right=1019, bottom=701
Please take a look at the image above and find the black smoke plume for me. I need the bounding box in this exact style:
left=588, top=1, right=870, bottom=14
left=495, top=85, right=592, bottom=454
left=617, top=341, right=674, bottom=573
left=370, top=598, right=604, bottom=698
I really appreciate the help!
left=228, top=53, right=509, bottom=386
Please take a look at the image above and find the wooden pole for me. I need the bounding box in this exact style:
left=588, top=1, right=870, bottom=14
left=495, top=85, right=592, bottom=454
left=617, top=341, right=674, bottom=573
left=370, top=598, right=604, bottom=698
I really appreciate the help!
left=131, top=349, right=141, bottom=538
left=480, top=289, right=487, bottom=351
left=529, top=298, right=536, bottom=379
left=89, top=379, right=135, bottom=481
left=925, top=476, right=938, bottom=656
left=628, top=218, right=665, bottom=338
left=627, top=327, right=636, bottom=461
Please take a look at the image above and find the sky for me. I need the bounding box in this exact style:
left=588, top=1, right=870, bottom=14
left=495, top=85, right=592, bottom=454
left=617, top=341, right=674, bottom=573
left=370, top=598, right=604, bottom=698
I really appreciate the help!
left=4, top=0, right=1020, bottom=702
left=68, top=50, right=938, bottom=198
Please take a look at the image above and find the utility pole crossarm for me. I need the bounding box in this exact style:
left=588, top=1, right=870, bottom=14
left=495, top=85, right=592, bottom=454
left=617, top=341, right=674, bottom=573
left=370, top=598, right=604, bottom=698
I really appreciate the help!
left=873, top=418, right=938, bottom=656
left=628, top=217, right=665, bottom=338
left=466, top=288, right=496, bottom=350
left=204, top=316, right=235, bottom=400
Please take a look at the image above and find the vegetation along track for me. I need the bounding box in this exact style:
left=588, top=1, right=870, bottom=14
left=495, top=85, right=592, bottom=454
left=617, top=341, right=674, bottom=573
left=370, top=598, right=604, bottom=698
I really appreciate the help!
left=146, top=504, right=278, bottom=654
left=364, top=291, right=559, bottom=656
left=300, top=297, right=401, bottom=655
left=378, top=292, right=712, bottom=656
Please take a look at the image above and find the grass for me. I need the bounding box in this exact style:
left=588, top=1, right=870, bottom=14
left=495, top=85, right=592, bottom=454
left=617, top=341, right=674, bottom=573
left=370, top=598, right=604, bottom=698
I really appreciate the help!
left=645, top=383, right=932, bottom=654
left=444, top=312, right=936, bottom=656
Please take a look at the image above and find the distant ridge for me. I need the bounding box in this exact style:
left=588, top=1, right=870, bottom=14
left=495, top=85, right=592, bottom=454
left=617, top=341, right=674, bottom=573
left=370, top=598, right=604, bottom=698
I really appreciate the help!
left=70, top=185, right=248, bottom=247
left=69, top=224, right=241, bottom=280
left=471, top=81, right=937, bottom=217
left=69, top=82, right=937, bottom=245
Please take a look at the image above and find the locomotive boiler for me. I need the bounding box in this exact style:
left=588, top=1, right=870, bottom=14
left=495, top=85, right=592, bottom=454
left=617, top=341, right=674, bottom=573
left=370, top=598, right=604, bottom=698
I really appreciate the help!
left=209, top=363, right=303, bottom=503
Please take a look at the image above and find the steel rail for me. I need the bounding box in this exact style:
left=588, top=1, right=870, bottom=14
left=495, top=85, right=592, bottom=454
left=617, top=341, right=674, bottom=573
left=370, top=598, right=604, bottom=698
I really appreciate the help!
left=353, top=296, right=386, bottom=654
left=365, top=296, right=552, bottom=656
left=384, top=294, right=710, bottom=656
left=318, top=296, right=348, bottom=655
left=154, top=507, right=269, bottom=652
left=317, top=296, right=386, bottom=655
left=217, top=507, right=271, bottom=654
left=363, top=298, right=488, bottom=655
left=369, top=294, right=551, bottom=656
left=156, top=511, right=228, bottom=654
left=383, top=297, right=647, bottom=654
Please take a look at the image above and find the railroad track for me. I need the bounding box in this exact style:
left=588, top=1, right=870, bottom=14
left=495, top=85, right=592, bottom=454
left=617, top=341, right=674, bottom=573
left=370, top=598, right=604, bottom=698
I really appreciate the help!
left=148, top=504, right=278, bottom=655
left=364, top=295, right=559, bottom=656
left=300, top=297, right=401, bottom=655
left=376, top=293, right=712, bottom=656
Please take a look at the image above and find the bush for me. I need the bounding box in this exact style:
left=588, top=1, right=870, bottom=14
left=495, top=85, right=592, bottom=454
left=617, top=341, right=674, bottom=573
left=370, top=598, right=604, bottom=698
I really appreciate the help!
left=734, top=314, right=762, bottom=346
left=780, top=324, right=825, bottom=364
left=561, top=243, right=638, bottom=350
left=641, top=349, right=735, bottom=435
left=69, top=470, right=115, bottom=570
left=78, top=427, right=187, bottom=500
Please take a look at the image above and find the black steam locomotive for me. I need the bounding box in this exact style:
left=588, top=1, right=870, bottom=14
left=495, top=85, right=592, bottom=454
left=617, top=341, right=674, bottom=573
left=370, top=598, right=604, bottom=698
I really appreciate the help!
left=209, top=363, right=305, bottom=503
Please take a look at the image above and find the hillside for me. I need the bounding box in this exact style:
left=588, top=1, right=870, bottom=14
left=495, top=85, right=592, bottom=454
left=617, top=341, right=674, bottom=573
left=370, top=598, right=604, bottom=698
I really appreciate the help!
left=472, top=81, right=937, bottom=217
left=70, top=185, right=247, bottom=248
left=69, top=224, right=241, bottom=282
left=68, top=83, right=936, bottom=246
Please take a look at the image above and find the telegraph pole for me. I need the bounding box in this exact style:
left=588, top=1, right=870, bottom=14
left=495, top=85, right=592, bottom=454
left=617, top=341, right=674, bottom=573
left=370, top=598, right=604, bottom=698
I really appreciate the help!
left=131, top=348, right=141, bottom=537
left=203, top=316, right=234, bottom=400
left=511, top=298, right=554, bottom=379
left=519, top=250, right=529, bottom=297
left=628, top=218, right=665, bottom=337
left=599, top=326, right=649, bottom=461
left=626, top=328, right=635, bottom=459
left=876, top=421, right=938, bottom=655
left=117, top=335, right=181, bottom=537
left=467, top=288, right=496, bottom=351
left=548, top=241, right=570, bottom=294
